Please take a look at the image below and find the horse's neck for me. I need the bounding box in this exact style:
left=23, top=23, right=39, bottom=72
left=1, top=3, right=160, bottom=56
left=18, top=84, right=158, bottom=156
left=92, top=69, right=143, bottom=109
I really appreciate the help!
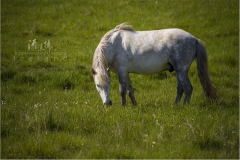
left=102, top=46, right=113, bottom=67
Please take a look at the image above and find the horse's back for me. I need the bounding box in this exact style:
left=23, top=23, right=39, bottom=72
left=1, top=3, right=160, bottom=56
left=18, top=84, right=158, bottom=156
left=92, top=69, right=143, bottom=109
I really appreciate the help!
left=117, top=28, right=196, bottom=54
left=121, top=28, right=195, bottom=42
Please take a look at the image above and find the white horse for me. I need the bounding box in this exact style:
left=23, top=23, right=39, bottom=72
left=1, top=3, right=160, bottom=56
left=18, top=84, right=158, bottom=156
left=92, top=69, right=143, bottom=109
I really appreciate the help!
left=92, top=23, right=216, bottom=106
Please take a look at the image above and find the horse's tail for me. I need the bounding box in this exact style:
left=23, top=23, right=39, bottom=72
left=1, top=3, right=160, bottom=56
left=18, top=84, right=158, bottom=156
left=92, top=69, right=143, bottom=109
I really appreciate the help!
left=196, top=39, right=217, bottom=101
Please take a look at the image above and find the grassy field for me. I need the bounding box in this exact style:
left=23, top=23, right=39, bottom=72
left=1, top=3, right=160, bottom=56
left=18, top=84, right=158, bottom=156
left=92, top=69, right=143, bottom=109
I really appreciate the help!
left=1, top=0, right=239, bottom=158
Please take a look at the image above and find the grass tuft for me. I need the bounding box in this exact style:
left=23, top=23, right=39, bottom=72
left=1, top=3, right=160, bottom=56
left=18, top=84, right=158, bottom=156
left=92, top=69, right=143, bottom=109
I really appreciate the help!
left=57, top=78, right=75, bottom=90
left=197, top=136, right=223, bottom=151
left=1, top=69, right=17, bottom=82
left=14, top=74, right=36, bottom=84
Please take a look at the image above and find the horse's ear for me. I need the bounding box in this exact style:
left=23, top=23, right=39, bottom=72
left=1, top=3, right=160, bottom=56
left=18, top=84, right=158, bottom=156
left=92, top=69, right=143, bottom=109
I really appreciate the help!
left=106, top=68, right=110, bottom=72
left=92, top=68, right=97, bottom=75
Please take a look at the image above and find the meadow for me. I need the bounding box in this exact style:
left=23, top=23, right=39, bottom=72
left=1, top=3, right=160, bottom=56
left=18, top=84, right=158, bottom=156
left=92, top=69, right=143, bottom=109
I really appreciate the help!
left=1, top=0, right=239, bottom=158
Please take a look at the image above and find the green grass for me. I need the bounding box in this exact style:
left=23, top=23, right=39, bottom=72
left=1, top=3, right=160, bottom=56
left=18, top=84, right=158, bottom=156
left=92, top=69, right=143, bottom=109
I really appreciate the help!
left=1, top=0, right=239, bottom=158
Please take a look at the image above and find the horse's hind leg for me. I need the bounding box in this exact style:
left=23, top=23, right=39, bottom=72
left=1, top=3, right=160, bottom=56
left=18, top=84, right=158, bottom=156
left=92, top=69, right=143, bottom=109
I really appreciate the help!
left=175, top=76, right=184, bottom=103
left=175, top=70, right=193, bottom=104
left=127, top=74, right=137, bottom=106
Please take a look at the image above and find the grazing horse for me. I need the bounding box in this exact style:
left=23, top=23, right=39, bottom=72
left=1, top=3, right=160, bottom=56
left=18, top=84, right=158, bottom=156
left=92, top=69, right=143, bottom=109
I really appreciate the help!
left=92, top=23, right=217, bottom=106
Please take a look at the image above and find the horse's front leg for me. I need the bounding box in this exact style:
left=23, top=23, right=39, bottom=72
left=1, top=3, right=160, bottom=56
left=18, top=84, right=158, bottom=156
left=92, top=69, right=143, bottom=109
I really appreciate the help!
left=118, top=72, right=127, bottom=106
left=127, top=74, right=137, bottom=106
left=119, top=82, right=127, bottom=106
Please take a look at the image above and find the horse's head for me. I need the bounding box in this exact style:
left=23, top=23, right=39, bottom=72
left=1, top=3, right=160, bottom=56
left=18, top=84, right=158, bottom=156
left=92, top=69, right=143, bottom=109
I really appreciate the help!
left=92, top=68, right=112, bottom=105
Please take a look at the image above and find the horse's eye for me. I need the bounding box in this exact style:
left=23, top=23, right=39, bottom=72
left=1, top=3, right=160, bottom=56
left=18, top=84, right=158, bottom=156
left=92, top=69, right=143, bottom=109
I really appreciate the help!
left=96, top=84, right=102, bottom=88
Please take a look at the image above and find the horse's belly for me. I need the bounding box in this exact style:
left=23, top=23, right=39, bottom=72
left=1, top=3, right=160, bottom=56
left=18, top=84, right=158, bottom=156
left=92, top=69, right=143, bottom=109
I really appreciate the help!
left=127, top=56, right=170, bottom=74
